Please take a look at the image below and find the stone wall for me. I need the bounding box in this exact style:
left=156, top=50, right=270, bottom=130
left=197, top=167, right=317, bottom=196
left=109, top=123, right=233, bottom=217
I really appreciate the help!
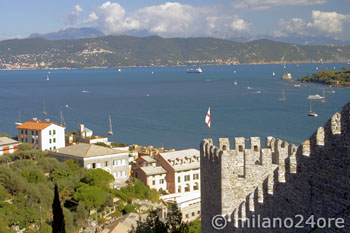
left=201, top=102, right=350, bottom=233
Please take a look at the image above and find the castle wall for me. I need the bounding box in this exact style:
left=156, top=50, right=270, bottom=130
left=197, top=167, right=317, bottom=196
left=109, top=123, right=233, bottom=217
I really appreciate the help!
left=201, top=102, right=350, bottom=233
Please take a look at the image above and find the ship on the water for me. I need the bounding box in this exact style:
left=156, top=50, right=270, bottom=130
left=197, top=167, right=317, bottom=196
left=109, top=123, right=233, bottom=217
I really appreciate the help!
left=186, top=67, right=203, bottom=73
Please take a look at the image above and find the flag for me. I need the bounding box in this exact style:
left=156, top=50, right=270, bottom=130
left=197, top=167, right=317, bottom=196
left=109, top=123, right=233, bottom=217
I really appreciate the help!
left=205, top=107, right=210, bottom=128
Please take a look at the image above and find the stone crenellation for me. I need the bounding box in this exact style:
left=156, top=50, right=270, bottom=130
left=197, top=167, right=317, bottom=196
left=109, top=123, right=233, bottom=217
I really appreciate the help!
left=201, top=102, right=349, bottom=232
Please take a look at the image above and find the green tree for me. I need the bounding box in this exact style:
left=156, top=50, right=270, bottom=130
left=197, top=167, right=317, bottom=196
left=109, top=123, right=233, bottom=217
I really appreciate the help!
left=19, top=143, right=33, bottom=151
left=188, top=220, right=200, bottom=233
left=81, top=168, right=114, bottom=190
left=0, top=133, right=12, bottom=138
left=72, top=183, right=106, bottom=210
left=133, top=206, right=189, bottom=233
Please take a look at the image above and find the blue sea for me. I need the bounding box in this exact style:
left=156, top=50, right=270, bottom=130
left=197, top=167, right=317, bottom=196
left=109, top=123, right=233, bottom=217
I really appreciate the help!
left=0, top=63, right=349, bottom=149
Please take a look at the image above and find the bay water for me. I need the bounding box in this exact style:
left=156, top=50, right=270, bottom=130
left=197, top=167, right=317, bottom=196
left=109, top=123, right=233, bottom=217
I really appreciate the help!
left=0, top=63, right=349, bottom=149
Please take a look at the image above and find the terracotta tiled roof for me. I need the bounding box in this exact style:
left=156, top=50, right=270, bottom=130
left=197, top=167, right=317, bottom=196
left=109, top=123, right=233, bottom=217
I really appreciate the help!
left=17, top=120, right=65, bottom=130
left=17, top=121, right=53, bottom=130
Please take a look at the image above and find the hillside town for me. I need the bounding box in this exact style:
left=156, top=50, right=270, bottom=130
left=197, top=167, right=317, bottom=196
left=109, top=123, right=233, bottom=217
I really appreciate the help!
left=0, top=117, right=201, bottom=233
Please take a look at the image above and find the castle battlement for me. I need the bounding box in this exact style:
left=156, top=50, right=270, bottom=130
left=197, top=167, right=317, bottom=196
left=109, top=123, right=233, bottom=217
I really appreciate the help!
left=201, top=102, right=350, bottom=232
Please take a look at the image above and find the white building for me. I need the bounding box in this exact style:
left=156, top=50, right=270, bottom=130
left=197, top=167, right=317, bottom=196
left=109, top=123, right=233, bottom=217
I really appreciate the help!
left=48, top=143, right=129, bottom=183
left=156, top=149, right=201, bottom=222
left=17, top=118, right=65, bottom=151
left=0, top=137, right=21, bottom=156
left=156, top=149, right=200, bottom=194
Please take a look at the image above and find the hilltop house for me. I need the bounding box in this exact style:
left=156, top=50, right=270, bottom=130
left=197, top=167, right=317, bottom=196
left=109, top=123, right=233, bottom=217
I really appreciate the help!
left=0, top=137, right=21, bottom=156
left=48, top=143, right=129, bottom=183
left=66, top=124, right=110, bottom=145
left=17, top=118, right=65, bottom=151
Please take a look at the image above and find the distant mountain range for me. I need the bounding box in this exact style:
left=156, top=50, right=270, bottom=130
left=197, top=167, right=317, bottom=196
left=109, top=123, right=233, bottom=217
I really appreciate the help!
left=1, top=35, right=350, bottom=69
left=28, top=27, right=105, bottom=40
left=25, top=27, right=350, bottom=46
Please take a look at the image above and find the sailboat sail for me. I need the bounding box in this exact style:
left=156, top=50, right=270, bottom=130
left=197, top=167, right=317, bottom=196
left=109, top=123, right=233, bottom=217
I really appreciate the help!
left=42, top=100, right=47, bottom=115
left=321, top=89, right=326, bottom=103
left=108, top=115, right=113, bottom=135
left=308, top=100, right=318, bottom=117
left=278, top=89, right=286, bottom=101
left=15, top=111, right=22, bottom=125
left=60, top=111, right=66, bottom=126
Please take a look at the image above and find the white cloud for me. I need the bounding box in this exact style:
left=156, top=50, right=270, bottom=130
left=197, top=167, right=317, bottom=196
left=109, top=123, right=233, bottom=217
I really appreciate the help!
left=81, top=1, right=252, bottom=38
left=274, top=10, right=350, bottom=37
left=312, top=10, right=350, bottom=33
left=231, top=15, right=250, bottom=31
left=67, top=5, right=83, bottom=24
left=233, top=0, right=326, bottom=10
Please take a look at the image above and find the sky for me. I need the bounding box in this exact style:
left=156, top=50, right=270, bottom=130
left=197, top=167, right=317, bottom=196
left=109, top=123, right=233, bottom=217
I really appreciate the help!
left=1, top=0, right=350, bottom=41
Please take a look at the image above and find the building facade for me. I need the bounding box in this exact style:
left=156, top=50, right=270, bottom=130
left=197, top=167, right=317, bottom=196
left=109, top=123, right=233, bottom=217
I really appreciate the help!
left=156, top=149, right=200, bottom=194
left=17, top=118, right=65, bottom=150
left=48, top=143, right=129, bottom=183
left=0, top=137, right=21, bottom=156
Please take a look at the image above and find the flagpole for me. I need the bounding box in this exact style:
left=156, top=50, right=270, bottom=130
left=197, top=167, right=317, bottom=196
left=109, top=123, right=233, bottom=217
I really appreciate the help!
left=209, top=126, right=211, bottom=139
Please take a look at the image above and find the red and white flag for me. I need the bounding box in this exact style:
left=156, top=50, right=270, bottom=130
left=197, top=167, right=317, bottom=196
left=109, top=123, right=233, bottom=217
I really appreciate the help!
left=205, top=107, right=210, bottom=128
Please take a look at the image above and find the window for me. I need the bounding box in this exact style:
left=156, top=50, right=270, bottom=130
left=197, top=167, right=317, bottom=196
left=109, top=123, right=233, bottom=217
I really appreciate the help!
left=192, top=212, right=195, bottom=217
left=186, top=214, right=189, bottom=218
left=49, top=130, right=51, bottom=135
left=118, top=171, right=122, bottom=177
left=36, top=140, right=38, bottom=144
left=53, top=138, right=56, bottom=143
left=254, top=145, right=258, bottom=152
left=53, top=130, right=56, bottom=135
left=197, top=210, right=200, bottom=214
left=105, top=161, right=108, bottom=167
left=36, top=131, right=38, bottom=135
left=239, top=145, right=243, bottom=152
left=193, top=174, right=199, bottom=180
left=117, top=160, right=121, bottom=166
left=49, top=139, right=52, bottom=144
left=25, top=138, right=28, bottom=142
left=160, top=179, right=164, bottom=184
left=178, top=186, right=181, bottom=193
left=122, top=171, right=126, bottom=177
left=113, top=160, right=116, bottom=166
left=21, top=138, right=24, bottom=142
left=49, top=147, right=52, bottom=150
left=53, top=146, right=56, bottom=150
left=178, top=176, right=181, bottom=182
left=152, top=180, right=155, bottom=185
left=31, top=130, right=34, bottom=135
left=92, top=163, right=96, bottom=168
left=184, top=175, right=190, bottom=181
left=31, top=139, right=34, bottom=143
left=21, top=129, right=23, bottom=134
left=25, top=130, right=27, bottom=134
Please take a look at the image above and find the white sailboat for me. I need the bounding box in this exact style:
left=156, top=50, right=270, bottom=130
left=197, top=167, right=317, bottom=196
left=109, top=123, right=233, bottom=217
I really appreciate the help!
left=279, top=89, right=286, bottom=101
left=307, top=100, right=318, bottom=117
left=108, top=115, right=113, bottom=135
left=272, top=72, right=275, bottom=76
left=234, top=80, right=238, bottom=86
left=60, top=111, right=66, bottom=126
left=46, top=73, right=49, bottom=80
left=321, top=89, right=326, bottom=103
left=42, top=100, right=47, bottom=115
left=15, top=111, right=22, bottom=126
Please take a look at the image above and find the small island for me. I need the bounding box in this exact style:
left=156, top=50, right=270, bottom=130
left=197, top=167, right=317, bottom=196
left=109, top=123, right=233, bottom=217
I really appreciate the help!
left=298, top=67, right=350, bottom=87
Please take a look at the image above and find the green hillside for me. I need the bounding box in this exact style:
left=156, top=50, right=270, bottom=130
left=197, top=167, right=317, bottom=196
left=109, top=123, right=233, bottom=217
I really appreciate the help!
left=0, top=36, right=350, bottom=69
